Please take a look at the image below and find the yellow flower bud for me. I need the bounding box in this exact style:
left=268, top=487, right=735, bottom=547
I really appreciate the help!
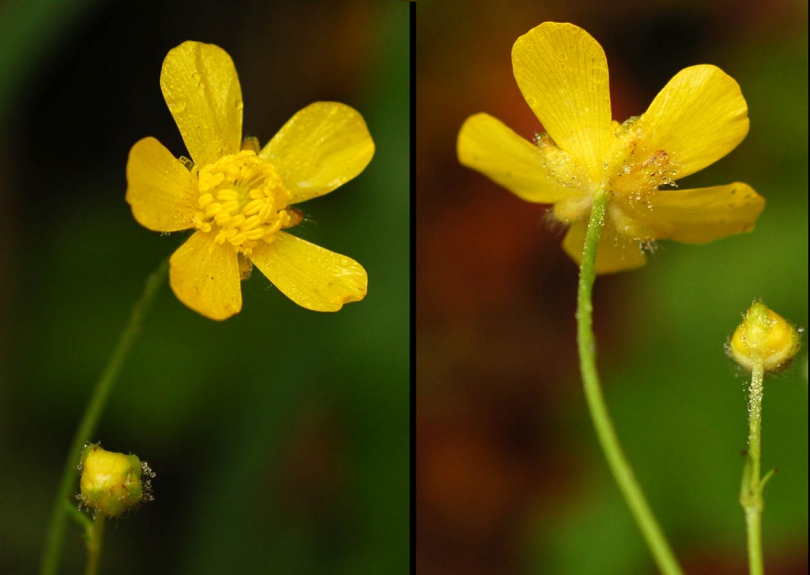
left=78, top=443, right=154, bottom=517
left=728, top=301, right=802, bottom=373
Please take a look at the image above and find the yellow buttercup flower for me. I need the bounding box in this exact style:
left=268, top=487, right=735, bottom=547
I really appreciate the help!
left=458, top=22, right=764, bottom=273
left=126, top=41, right=374, bottom=319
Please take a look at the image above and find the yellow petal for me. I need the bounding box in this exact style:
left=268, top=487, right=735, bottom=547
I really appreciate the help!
left=249, top=232, right=367, bottom=312
left=169, top=231, right=241, bottom=320
left=562, top=218, right=646, bottom=274
left=512, top=22, right=613, bottom=181
left=620, top=183, right=764, bottom=243
left=259, top=102, right=374, bottom=204
left=457, top=113, right=570, bottom=203
left=634, top=65, right=749, bottom=179
left=125, top=137, right=199, bottom=232
left=160, top=41, right=243, bottom=167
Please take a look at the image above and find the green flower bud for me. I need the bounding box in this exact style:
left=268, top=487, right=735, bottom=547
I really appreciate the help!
left=728, top=301, right=802, bottom=373
left=78, top=443, right=154, bottom=517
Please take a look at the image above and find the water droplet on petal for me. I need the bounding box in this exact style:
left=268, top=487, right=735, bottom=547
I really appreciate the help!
left=169, top=99, right=186, bottom=113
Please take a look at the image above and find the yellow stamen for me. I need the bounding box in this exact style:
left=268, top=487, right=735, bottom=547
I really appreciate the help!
left=243, top=199, right=264, bottom=215
left=191, top=151, right=297, bottom=255
left=245, top=227, right=266, bottom=240
left=198, top=193, right=214, bottom=209
left=216, top=189, right=238, bottom=201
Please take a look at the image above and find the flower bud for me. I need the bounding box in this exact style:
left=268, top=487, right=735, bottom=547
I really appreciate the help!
left=728, top=301, right=802, bottom=373
left=78, top=443, right=154, bottom=517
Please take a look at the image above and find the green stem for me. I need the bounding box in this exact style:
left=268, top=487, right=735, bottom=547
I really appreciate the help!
left=39, top=258, right=169, bottom=575
left=576, top=189, right=683, bottom=575
left=741, top=361, right=766, bottom=575
left=85, top=514, right=105, bottom=575
left=64, top=500, right=92, bottom=533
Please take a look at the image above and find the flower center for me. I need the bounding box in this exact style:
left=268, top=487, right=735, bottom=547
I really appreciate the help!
left=191, top=150, right=295, bottom=256
left=537, top=117, right=681, bottom=240
left=600, top=118, right=681, bottom=240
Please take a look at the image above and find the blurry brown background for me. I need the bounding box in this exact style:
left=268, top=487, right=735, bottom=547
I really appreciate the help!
left=417, top=1, right=807, bottom=574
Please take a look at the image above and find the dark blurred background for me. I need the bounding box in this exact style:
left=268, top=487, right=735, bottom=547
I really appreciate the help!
left=0, top=1, right=408, bottom=574
left=417, top=1, right=807, bottom=574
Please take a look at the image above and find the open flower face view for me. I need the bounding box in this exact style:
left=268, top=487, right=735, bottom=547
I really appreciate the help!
left=458, top=22, right=764, bottom=273
left=126, top=41, right=374, bottom=319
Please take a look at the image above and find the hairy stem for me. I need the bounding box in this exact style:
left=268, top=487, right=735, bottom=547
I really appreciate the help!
left=576, top=190, right=683, bottom=575
left=742, top=361, right=766, bottom=575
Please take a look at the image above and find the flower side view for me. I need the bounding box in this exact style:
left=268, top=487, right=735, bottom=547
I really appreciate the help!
left=458, top=22, right=764, bottom=273
left=126, top=41, right=374, bottom=319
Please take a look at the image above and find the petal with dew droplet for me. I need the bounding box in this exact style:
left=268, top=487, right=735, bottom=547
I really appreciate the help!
left=160, top=41, right=243, bottom=167
left=633, top=65, right=749, bottom=180
left=250, top=232, right=367, bottom=312
left=457, top=113, right=570, bottom=204
left=512, top=22, right=613, bottom=183
left=169, top=231, right=242, bottom=320
left=259, top=102, right=374, bottom=204
left=126, top=137, right=199, bottom=232
left=620, top=183, right=764, bottom=243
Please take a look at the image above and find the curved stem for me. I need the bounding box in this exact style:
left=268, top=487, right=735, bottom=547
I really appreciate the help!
left=39, top=258, right=169, bottom=575
left=576, top=190, right=683, bottom=575
left=741, top=361, right=766, bottom=575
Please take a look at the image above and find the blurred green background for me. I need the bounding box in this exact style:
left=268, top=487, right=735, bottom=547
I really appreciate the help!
left=0, top=1, right=408, bottom=574
left=417, top=1, right=806, bottom=574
